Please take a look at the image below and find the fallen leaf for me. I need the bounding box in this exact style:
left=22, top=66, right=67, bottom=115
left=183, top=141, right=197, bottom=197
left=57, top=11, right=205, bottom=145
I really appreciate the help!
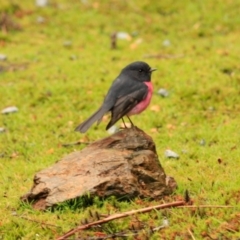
left=150, top=105, right=160, bottom=112
left=92, top=2, right=99, bottom=9
left=193, top=22, right=201, bottom=29
left=68, top=121, right=73, bottom=126
left=79, top=135, right=90, bottom=142
left=130, top=38, right=143, bottom=50
left=102, top=115, right=109, bottom=122
left=166, top=124, right=176, bottom=130
left=10, top=152, right=18, bottom=158
left=46, top=148, right=54, bottom=154
left=216, top=49, right=229, bottom=56
left=150, top=128, right=158, bottom=133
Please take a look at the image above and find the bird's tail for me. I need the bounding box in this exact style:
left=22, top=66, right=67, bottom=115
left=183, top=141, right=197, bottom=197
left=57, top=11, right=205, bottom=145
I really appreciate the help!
left=75, top=107, right=107, bottom=133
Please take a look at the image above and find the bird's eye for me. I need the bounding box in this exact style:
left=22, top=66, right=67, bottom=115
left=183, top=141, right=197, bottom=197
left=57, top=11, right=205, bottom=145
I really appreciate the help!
left=139, top=69, right=143, bottom=72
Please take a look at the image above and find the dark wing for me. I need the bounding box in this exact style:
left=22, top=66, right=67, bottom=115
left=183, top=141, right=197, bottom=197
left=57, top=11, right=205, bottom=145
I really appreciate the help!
left=106, top=85, right=148, bottom=129
left=102, top=73, right=145, bottom=110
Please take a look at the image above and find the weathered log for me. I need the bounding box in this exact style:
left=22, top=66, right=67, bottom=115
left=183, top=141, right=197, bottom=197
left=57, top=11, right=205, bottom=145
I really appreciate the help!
left=21, top=127, right=177, bottom=210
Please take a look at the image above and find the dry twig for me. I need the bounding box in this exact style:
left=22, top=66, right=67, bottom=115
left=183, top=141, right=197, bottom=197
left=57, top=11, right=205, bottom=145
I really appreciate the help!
left=56, top=200, right=185, bottom=240
left=188, top=228, right=196, bottom=240
left=178, top=205, right=235, bottom=209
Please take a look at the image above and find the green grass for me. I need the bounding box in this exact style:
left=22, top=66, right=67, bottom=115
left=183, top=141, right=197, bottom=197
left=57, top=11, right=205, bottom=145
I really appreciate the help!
left=0, top=0, right=240, bottom=239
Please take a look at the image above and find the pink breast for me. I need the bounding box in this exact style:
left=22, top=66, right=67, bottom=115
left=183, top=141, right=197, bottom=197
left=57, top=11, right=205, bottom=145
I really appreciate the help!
left=127, top=82, right=153, bottom=116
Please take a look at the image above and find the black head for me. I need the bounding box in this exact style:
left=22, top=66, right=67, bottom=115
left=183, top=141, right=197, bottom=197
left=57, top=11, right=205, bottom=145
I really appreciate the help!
left=121, top=61, right=156, bottom=82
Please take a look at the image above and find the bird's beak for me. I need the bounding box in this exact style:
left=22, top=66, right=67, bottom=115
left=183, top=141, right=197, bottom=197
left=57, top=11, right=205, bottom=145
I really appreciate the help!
left=150, top=68, right=157, bottom=72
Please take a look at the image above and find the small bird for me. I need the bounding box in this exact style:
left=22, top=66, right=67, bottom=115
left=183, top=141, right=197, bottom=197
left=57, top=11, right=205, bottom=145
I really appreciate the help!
left=75, top=61, right=156, bottom=133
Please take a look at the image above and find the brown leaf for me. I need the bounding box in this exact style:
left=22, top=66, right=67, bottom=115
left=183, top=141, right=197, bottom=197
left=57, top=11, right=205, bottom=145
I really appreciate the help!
left=150, top=105, right=160, bottom=112
left=130, top=38, right=142, bottom=50
left=10, top=152, right=18, bottom=158
left=68, top=121, right=73, bottom=126
left=46, top=148, right=54, bottom=154
left=166, top=124, right=176, bottom=130
left=216, top=49, right=229, bottom=56
left=150, top=128, right=158, bottom=133
left=102, top=115, right=109, bottom=122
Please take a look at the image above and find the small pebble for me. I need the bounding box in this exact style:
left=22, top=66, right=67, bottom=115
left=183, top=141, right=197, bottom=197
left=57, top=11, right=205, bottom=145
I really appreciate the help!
left=69, top=55, right=77, bottom=60
left=36, top=16, right=45, bottom=24
left=157, top=88, right=169, bottom=97
left=165, top=149, right=179, bottom=159
left=162, top=39, right=171, bottom=47
left=0, top=127, right=6, bottom=133
left=199, top=139, right=206, bottom=146
left=116, top=32, right=131, bottom=40
left=11, top=211, right=17, bottom=216
left=1, top=106, right=18, bottom=114
left=0, top=54, right=7, bottom=61
left=131, top=31, right=139, bottom=37
left=107, top=125, right=119, bottom=134
left=208, top=106, right=215, bottom=111
left=36, top=0, right=48, bottom=7
left=63, top=40, right=72, bottom=47
left=162, top=217, right=169, bottom=227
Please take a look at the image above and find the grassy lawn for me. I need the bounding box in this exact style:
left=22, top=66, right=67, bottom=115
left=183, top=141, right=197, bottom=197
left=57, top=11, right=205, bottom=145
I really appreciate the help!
left=0, top=0, right=240, bottom=239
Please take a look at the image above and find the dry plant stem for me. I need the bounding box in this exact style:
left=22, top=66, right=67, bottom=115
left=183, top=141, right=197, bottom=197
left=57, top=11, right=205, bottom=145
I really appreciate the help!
left=177, top=205, right=235, bottom=208
left=56, top=200, right=185, bottom=240
left=188, top=228, right=196, bottom=240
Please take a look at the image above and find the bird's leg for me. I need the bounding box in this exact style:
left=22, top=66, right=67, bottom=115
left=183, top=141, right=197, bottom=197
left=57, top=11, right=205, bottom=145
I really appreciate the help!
left=127, top=116, right=135, bottom=128
left=121, top=117, right=127, bottom=128
left=121, top=116, right=134, bottom=129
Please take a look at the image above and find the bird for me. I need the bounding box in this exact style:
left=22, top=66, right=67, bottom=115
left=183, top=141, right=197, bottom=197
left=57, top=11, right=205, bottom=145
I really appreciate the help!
left=75, top=61, right=156, bottom=133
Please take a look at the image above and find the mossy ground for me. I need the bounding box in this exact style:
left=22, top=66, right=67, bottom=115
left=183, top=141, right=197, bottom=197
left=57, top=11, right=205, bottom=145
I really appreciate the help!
left=0, top=0, right=240, bottom=239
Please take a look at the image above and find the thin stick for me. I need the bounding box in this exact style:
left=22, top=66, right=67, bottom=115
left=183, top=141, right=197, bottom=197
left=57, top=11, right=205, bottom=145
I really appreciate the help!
left=56, top=200, right=185, bottom=240
left=177, top=205, right=235, bottom=209
left=188, top=228, right=196, bottom=240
